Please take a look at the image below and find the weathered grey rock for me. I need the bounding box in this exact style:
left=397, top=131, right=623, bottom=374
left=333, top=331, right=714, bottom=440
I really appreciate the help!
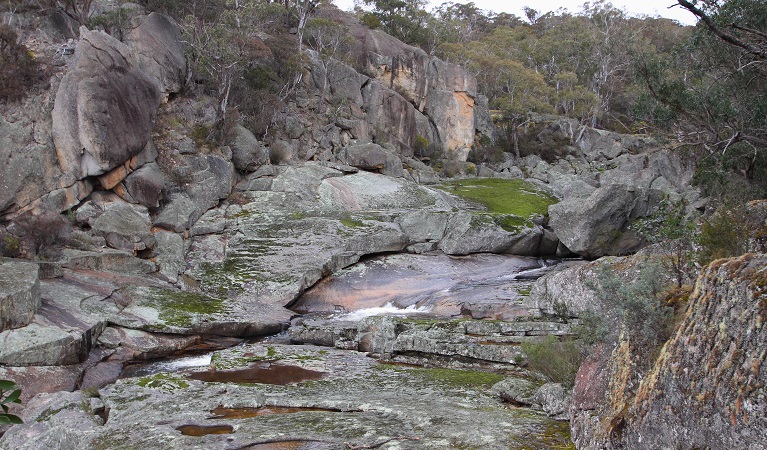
left=0, top=260, right=40, bottom=332
left=0, top=320, right=104, bottom=366
left=52, top=28, right=161, bottom=179
left=97, top=326, right=201, bottom=359
left=0, top=102, right=62, bottom=214
left=531, top=382, right=571, bottom=420
left=327, top=58, right=366, bottom=105
left=0, top=343, right=573, bottom=449
left=0, top=269, right=113, bottom=366
left=622, top=254, right=767, bottom=449
left=0, top=391, right=103, bottom=450
left=124, top=12, right=187, bottom=97
left=60, top=248, right=156, bottom=274
left=548, top=183, right=656, bottom=258
left=183, top=154, right=235, bottom=214
left=189, top=207, right=228, bottom=236
left=318, top=171, right=443, bottom=211
left=90, top=201, right=155, bottom=252
left=361, top=80, right=419, bottom=155
left=438, top=212, right=546, bottom=256
left=524, top=255, right=666, bottom=317
left=492, top=377, right=539, bottom=405
left=154, top=192, right=197, bottom=232
left=119, top=162, right=165, bottom=207
left=153, top=230, right=185, bottom=283
left=396, top=210, right=448, bottom=242
left=108, top=285, right=292, bottom=337
left=228, top=125, right=269, bottom=172
left=343, top=142, right=403, bottom=177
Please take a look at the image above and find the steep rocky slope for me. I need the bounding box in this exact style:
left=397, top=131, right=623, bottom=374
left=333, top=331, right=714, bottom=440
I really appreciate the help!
left=555, top=253, right=767, bottom=448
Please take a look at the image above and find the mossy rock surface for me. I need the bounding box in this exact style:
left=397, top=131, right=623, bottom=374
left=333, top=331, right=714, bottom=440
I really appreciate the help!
left=436, top=178, right=558, bottom=219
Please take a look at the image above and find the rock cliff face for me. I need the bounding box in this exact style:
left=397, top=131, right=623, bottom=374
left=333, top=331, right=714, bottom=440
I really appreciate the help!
left=625, top=254, right=767, bottom=448
left=569, top=253, right=767, bottom=449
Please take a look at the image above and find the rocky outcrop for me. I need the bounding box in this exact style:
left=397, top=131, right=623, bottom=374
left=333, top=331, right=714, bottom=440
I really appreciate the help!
left=52, top=28, right=161, bottom=180
left=124, top=12, right=187, bottom=98
left=570, top=254, right=767, bottom=449
left=516, top=116, right=703, bottom=259
left=227, top=125, right=269, bottom=172
left=342, top=142, right=403, bottom=177
left=0, top=343, right=573, bottom=450
left=624, top=254, right=767, bottom=448
left=0, top=261, right=40, bottom=332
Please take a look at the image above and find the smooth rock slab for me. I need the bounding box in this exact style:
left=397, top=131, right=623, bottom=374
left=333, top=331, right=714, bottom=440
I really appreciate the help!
left=0, top=260, right=40, bottom=332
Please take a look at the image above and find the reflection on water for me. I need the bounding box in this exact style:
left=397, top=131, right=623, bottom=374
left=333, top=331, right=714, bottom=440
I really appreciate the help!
left=209, top=405, right=341, bottom=419
left=176, top=424, right=234, bottom=436
left=188, top=362, right=325, bottom=385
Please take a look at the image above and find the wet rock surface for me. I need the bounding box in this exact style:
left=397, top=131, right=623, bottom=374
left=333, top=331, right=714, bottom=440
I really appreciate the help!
left=0, top=344, right=573, bottom=450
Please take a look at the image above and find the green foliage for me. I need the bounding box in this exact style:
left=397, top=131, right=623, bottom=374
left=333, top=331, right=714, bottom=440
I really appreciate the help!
left=0, top=24, right=40, bottom=102
left=87, top=7, right=138, bottom=39
left=413, top=135, right=430, bottom=158
left=0, top=232, right=22, bottom=258
left=696, top=201, right=765, bottom=265
left=578, top=263, right=674, bottom=364
left=521, top=336, right=582, bottom=388
left=632, top=199, right=700, bottom=287
left=359, top=0, right=431, bottom=47
left=635, top=0, right=767, bottom=192
left=0, top=379, right=23, bottom=425
left=15, top=212, right=72, bottom=259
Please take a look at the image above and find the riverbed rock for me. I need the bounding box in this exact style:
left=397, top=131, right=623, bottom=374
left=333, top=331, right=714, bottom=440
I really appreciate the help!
left=0, top=260, right=40, bottom=332
left=0, top=343, right=574, bottom=449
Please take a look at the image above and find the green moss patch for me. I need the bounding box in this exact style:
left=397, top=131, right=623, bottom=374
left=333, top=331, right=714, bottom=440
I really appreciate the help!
left=375, top=364, right=505, bottom=389
left=134, top=373, right=190, bottom=392
left=140, top=288, right=228, bottom=327
left=437, top=178, right=558, bottom=222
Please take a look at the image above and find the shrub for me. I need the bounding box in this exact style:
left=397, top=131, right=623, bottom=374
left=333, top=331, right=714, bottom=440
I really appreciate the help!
left=0, top=24, right=40, bottom=102
left=0, top=379, right=22, bottom=425
left=15, top=212, right=72, bottom=258
left=0, top=231, right=22, bottom=258
left=521, top=336, right=582, bottom=388
left=577, top=262, right=674, bottom=365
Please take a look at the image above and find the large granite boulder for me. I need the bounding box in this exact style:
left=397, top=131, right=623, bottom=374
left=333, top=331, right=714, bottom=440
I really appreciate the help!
left=342, top=142, right=403, bottom=177
left=227, top=125, right=269, bottom=172
left=548, top=183, right=658, bottom=258
left=52, top=28, right=161, bottom=180
left=0, top=261, right=40, bottom=332
left=124, top=12, right=187, bottom=98
left=0, top=97, right=63, bottom=215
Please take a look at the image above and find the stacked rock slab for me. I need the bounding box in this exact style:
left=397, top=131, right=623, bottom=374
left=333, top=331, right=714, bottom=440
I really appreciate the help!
left=0, top=260, right=40, bottom=332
